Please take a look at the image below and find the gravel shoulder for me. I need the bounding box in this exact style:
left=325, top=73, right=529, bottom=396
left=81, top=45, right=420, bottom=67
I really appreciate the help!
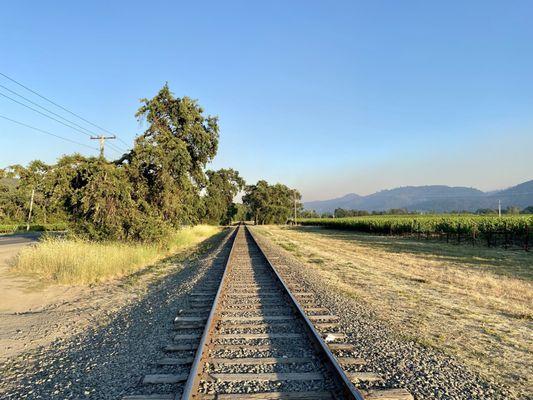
left=0, top=228, right=233, bottom=400
left=251, top=226, right=520, bottom=400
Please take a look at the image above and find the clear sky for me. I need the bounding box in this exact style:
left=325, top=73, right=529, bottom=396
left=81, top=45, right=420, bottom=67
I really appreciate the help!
left=1, top=1, right=532, bottom=201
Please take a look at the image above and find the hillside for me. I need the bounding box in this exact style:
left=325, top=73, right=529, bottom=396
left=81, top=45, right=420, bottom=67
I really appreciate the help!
left=304, top=180, right=533, bottom=213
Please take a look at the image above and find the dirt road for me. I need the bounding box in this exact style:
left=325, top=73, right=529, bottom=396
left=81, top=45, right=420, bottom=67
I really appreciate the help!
left=0, top=233, right=93, bottom=359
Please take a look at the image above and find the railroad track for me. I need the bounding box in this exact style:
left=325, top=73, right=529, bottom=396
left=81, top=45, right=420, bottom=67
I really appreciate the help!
left=125, top=225, right=413, bottom=400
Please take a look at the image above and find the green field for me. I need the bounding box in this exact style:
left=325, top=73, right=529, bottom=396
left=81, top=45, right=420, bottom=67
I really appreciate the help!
left=299, top=215, right=533, bottom=249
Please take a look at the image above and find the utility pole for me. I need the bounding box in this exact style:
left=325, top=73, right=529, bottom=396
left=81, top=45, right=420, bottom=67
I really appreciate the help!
left=498, top=199, right=501, bottom=217
left=90, top=135, right=116, bottom=158
left=26, top=188, right=35, bottom=231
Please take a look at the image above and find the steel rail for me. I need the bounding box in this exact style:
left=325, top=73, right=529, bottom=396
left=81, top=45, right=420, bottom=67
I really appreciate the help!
left=246, top=225, right=366, bottom=400
left=180, top=223, right=365, bottom=399
left=178, top=225, right=240, bottom=400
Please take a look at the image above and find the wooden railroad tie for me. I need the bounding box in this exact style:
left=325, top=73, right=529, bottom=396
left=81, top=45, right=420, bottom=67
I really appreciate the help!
left=206, top=372, right=324, bottom=382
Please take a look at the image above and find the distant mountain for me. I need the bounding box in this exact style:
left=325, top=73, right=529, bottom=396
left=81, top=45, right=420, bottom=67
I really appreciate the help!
left=304, top=180, right=533, bottom=213
left=305, top=193, right=362, bottom=214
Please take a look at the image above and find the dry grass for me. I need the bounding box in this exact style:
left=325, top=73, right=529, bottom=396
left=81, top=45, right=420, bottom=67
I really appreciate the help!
left=11, top=225, right=221, bottom=285
left=255, top=225, right=533, bottom=396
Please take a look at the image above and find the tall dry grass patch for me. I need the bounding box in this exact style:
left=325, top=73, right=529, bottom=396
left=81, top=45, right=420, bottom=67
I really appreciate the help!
left=12, top=225, right=220, bottom=285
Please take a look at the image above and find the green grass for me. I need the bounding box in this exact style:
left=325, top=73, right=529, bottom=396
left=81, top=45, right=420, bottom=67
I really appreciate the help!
left=279, top=241, right=298, bottom=252
left=11, top=225, right=221, bottom=285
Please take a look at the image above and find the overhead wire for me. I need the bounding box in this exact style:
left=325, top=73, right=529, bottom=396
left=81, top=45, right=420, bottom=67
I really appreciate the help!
left=0, top=71, right=131, bottom=147
left=0, top=85, right=128, bottom=153
left=0, top=83, right=99, bottom=137
left=0, top=114, right=99, bottom=151
left=0, top=91, right=92, bottom=137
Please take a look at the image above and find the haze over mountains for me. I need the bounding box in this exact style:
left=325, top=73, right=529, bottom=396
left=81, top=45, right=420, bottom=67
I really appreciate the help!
left=304, top=180, right=533, bottom=213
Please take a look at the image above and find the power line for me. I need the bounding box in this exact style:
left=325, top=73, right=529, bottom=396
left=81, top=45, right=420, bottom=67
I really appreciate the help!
left=107, top=142, right=126, bottom=154
left=0, top=91, right=92, bottom=137
left=0, top=83, right=98, bottom=136
left=0, top=88, right=128, bottom=153
left=0, top=71, right=130, bottom=147
left=0, top=114, right=99, bottom=150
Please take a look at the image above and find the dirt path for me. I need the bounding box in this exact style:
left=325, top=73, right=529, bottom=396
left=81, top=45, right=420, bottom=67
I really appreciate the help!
left=0, top=233, right=93, bottom=359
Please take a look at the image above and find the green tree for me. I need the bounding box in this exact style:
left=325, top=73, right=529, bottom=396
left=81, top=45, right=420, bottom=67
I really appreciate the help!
left=505, top=206, right=521, bottom=215
left=300, top=209, right=319, bottom=218
left=230, top=203, right=248, bottom=223
left=243, top=181, right=301, bottom=224
left=122, top=84, right=219, bottom=226
left=202, top=168, right=245, bottom=225
left=0, top=162, right=67, bottom=224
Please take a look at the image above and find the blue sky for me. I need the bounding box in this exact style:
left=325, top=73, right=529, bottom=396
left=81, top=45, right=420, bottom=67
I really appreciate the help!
left=1, top=1, right=532, bottom=200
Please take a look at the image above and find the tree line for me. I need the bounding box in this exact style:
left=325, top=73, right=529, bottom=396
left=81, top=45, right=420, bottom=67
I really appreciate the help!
left=0, top=85, right=300, bottom=241
left=305, top=206, right=533, bottom=219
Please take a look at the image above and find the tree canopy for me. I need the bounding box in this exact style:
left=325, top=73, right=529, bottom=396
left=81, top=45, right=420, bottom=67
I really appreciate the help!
left=202, top=168, right=245, bottom=225
left=243, top=180, right=301, bottom=225
left=0, top=85, right=302, bottom=239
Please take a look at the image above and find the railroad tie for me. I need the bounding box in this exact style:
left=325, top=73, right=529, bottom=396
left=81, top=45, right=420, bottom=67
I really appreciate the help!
left=216, top=333, right=302, bottom=340
left=164, top=343, right=198, bottom=351
left=206, top=372, right=324, bottom=382
left=220, top=315, right=295, bottom=322
left=174, top=316, right=206, bottom=323
left=142, top=373, right=188, bottom=384
left=157, top=357, right=194, bottom=365
left=328, top=343, right=356, bottom=351
left=200, top=391, right=335, bottom=399
left=347, top=372, right=382, bottom=383
left=208, top=357, right=315, bottom=365
left=362, top=389, right=414, bottom=400
left=337, top=357, right=366, bottom=365
left=173, top=333, right=201, bottom=341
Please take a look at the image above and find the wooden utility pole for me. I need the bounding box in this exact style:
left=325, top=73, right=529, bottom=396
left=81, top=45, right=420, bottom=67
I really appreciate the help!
left=498, top=199, right=501, bottom=217
left=90, top=135, right=116, bottom=158
left=26, top=188, right=35, bottom=231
